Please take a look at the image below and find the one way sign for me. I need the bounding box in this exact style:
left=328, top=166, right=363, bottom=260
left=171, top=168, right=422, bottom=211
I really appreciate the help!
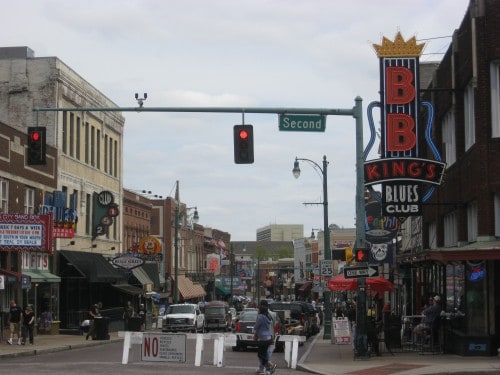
left=343, top=265, right=379, bottom=279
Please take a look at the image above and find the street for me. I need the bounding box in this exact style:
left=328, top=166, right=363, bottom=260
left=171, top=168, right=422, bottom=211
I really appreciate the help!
left=0, top=335, right=311, bottom=374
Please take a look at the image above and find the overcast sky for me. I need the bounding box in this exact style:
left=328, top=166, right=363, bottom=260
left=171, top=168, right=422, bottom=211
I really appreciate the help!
left=5, top=0, right=470, bottom=241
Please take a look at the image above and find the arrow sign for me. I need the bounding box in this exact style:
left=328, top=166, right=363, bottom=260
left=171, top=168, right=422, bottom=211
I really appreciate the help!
left=343, top=266, right=379, bottom=279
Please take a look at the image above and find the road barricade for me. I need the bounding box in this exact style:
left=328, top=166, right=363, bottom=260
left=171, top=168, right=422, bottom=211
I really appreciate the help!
left=118, top=331, right=306, bottom=369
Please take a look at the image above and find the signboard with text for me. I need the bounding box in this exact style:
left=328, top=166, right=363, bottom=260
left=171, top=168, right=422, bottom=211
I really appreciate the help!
left=0, top=213, right=53, bottom=253
left=141, top=332, right=186, bottom=362
left=365, top=32, right=446, bottom=220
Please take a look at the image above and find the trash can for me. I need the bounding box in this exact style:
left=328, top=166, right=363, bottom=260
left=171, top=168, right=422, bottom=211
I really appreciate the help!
left=129, top=317, right=142, bottom=332
left=94, top=317, right=110, bottom=340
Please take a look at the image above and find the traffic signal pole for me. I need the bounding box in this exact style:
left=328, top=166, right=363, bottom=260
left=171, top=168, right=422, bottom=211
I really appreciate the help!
left=34, top=98, right=366, bottom=342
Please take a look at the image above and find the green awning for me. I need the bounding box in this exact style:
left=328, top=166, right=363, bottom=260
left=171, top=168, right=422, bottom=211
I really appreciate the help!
left=216, top=285, right=230, bottom=296
left=23, top=270, right=61, bottom=283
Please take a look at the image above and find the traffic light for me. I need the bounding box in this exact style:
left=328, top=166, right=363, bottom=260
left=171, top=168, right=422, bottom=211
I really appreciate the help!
left=345, top=247, right=353, bottom=263
left=27, top=127, right=46, bottom=165
left=233, top=125, right=254, bottom=164
left=355, top=248, right=367, bottom=262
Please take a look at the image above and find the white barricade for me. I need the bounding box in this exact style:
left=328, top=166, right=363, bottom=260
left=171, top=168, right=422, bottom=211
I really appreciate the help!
left=118, top=331, right=305, bottom=369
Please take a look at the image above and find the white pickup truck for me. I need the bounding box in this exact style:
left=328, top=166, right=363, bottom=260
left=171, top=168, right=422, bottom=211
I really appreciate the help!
left=162, top=303, right=205, bottom=333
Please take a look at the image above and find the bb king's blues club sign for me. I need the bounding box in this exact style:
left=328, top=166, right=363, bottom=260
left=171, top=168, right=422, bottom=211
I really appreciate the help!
left=364, top=32, right=446, bottom=218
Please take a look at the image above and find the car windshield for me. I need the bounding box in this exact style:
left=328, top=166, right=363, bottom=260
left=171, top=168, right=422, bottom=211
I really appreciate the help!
left=239, top=311, right=258, bottom=321
left=205, top=307, right=226, bottom=315
left=167, top=305, right=195, bottom=314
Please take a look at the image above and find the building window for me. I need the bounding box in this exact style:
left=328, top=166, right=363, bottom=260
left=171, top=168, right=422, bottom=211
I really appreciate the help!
left=491, top=61, right=500, bottom=137
left=62, top=112, right=68, bottom=155
left=114, top=139, right=118, bottom=178
left=85, top=122, right=89, bottom=164
left=444, top=211, right=458, bottom=247
left=69, top=112, right=75, bottom=158
left=104, top=134, right=108, bottom=173
left=428, top=221, right=437, bottom=249
left=96, top=129, right=101, bottom=170
left=108, top=137, right=113, bottom=176
left=464, top=81, right=475, bottom=151
left=91, top=126, right=95, bottom=167
left=495, top=193, right=500, bottom=237
left=76, top=116, right=81, bottom=160
left=85, top=193, right=91, bottom=235
left=0, top=178, right=8, bottom=213
left=24, top=187, right=35, bottom=214
left=442, top=110, right=456, bottom=166
left=466, top=201, right=477, bottom=243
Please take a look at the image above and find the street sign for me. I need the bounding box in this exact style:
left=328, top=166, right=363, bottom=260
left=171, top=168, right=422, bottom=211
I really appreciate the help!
left=343, top=266, right=379, bottom=279
left=279, top=114, right=326, bottom=132
left=320, top=260, right=333, bottom=276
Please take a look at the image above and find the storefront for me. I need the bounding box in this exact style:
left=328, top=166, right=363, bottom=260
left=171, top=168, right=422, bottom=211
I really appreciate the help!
left=397, top=245, right=500, bottom=356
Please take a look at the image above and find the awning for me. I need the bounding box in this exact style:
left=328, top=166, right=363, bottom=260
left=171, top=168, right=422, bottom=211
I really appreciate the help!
left=216, top=285, right=231, bottom=296
left=177, top=275, right=206, bottom=300
left=22, top=270, right=61, bottom=283
left=132, top=267, right=153, bottom=287
left=299, top=281, right=313, bottom=292
left=398, top=242, right=500, bottom=264
left=141, top=263, right=160, bottom=288
left=0, top=268, right=21, bottom=283
left=112, top=283, right=143, bottom=296
left=59, top=250, right=126, bottom=283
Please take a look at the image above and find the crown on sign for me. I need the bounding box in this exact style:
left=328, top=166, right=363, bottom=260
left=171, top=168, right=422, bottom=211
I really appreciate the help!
left=373, top=32, right=425, bottom=57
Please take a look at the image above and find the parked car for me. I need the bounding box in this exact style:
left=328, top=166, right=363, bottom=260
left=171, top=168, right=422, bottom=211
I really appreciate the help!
left=232, top=309, right=285, bottom=352
left=203, top=301, right=232, bottom=332
left=162, top=303, right=204, bottom=333
left=268, top=301, right=313, bottom=338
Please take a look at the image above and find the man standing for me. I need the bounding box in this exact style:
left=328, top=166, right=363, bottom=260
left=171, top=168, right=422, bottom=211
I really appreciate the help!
left=86, top=303, right=101, bottom=340
left=7, top=300, right=23, bottom=345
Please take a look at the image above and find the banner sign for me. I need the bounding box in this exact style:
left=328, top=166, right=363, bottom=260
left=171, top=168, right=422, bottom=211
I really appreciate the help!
left=0, top=213, right=53, bottom=253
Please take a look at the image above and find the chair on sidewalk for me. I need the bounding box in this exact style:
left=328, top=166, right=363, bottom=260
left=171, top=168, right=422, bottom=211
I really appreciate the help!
left=419, top=316, right=442, bottom=354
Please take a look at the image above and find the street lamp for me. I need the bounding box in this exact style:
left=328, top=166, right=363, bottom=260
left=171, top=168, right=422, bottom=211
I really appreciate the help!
left=293, top=155, right=333, bottom=340
left=174, top=204, right=199, bottom=304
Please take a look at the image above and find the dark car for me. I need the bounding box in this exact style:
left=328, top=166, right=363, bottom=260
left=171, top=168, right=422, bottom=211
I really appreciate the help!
left=232, top=309, right=285, bottom=352
left=268, top=301, right=314, bottom=338
left=203, top=301, right=232, bottom=332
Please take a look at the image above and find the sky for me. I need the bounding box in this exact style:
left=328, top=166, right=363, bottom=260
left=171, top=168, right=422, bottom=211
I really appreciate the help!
left=4, top=0, right=470, bottom=241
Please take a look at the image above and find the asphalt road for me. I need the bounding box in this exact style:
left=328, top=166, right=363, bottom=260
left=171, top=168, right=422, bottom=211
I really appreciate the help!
left=0, top=336, right=309, bottom=374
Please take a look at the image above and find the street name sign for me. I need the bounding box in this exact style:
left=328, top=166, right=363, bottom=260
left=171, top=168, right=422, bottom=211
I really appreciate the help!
left=279, top=114, right=326, bottom=132
left=343, top=266, right=379, bottom=279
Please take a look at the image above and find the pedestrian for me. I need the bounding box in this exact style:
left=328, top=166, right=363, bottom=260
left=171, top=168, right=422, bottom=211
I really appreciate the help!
left=138, top=303, right=147, bottom=331
left=22, top=305, right=35, bottom=345
left=86, top=302, right=101, bottom=340
left=253, top=300, right=277, bottom=374
left=123, top=301, right=134, bottom=331
left=7, top=300, right=23, bottom=345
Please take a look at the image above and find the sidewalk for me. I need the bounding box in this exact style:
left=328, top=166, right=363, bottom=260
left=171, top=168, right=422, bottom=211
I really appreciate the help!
left=297, top=331, right=500, bottom=375
left=1, top=329, right=499, bottom=374
left=0, top=331, right=123, bottom=359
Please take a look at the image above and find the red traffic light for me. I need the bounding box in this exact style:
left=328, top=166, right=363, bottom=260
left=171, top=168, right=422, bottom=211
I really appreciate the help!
left=355, top=249, right=366, bottom=262
left=239, top=129, right=249, bottom=140
left=30, top=131, right=41, bottom=142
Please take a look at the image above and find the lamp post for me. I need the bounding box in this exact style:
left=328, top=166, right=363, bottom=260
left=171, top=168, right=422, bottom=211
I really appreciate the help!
left=229, top=244, right=234, bottom=307
left=173, top=202, right=199, bottom=304
left=293, top=155, right=332, bottom=340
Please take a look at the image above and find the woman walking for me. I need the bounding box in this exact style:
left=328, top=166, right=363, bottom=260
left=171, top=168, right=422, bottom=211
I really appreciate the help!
left=253, top=300, right=277, bottom=374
